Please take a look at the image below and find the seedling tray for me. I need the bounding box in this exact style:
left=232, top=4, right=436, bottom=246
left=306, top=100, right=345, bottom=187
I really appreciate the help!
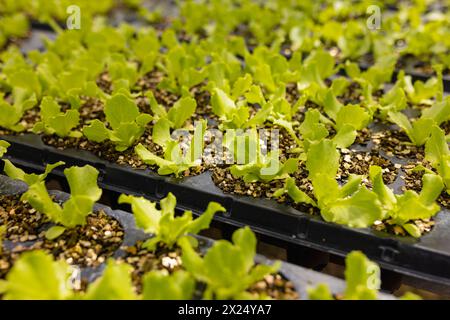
left=0, top=175, right=374, bottom=300
left=2, top=133, right=450, bottom=294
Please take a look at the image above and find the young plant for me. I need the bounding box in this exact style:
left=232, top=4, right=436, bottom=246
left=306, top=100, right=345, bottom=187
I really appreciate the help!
left=0, top=140, right=10, bottom=157
left=228, top=129, right=299, bottom=183
left=32, top=96, right=81, bottom=138
left=210, top=81, right=273, bottom=130
left=0, top=55, right=42, bottom=132
left=308, top=251, right=380, bottom=300
left=425, top=126, right=450, bottom=195
left=245, top=47, right=301, bottom=93
left=118, top=192, right=225, bottom=250
left=387, top=97, right=450, bottom=146
left=273, top=177, right=316, bottom=207
left=135, top=120, right=206, bottom=176
left=0, top=13, right=29, bottom=47
left=0, top=94, right=37, bottom=132
left=0, top=250, right=74, bottom=300
left=319, top=89, right=371, bottom=148
left=3, top=160, right=65, bottom=186
left=344, top=55, right=396, bottom=90
left=142, top=270, right=195, bottom=300
left=297, top=49, right=335, bottom=91
left=369, top=165, right=443, bottom=238
left=211, top=87, right=253, bottom=130
left=308, top=250, right=422, bottom=300
left=1, top=141, right=65, bottom=193
left=306, top=139, right=383, bottom=228
left=158, top=45, right=207, bottom=94
left=395, top=70, right=443, bottom=105
left=83, top=259, right=137, bottom=300
left=20, top=165, right=102, bottom=239
left=83, top=93, right=152, bottom=151
left=178, top=226, right=280, bottom=299
left=298, top=109, right=329, bottom=151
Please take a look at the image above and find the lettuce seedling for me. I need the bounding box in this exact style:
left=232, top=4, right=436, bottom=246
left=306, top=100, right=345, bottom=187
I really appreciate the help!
left=424, top=126, right=450, bottom=195
left=306, top=139, right=383, bottom=228
left=338, top=20, right=372, bottom=60
left=142, top=270, right=195, bottom=300
left=136, top=120, right=206, bottom=176
left=204, top=56, right=243, bottom=94
left=388, top=97, right=450, bottom=146
left=0, top=61, right=41, bottom=126
left=245, top=47, right=300, bottom=92
left=211, top=87, right=251, bottom=129
left=273, top=177, right=316, bottom=206
left=20, top=165, right=102, bottom=239
left=83, top=93, right=152, bottom=151
left=1, top=140, right=65, bottom=190
left=0, top=140, right=10, bottom=157
left=167, top=96, right=197, bottom=129
left=107, top=53, right=139, bottom=91
left=0, top=250, right=74, bottom=300
left=376, top=84, right=407, bottom=120
left=211, top=85, right=273, bottom=130
left=369, top=165, right=443, bottom=237
left=0, top=13, right=29, bottom=41
left=158, top=45, right=206, bottom=94
left=297, top=49, right=335, bottom=90
left=0, top=94, right=37, bottom=132
left=3, top=160, right=64, bottom=186
left=230, top=153, right=298, bottom=183
left=118, top=192, right=225, bottom=250
left=318, top=89, right=371, bottom=148
left=298, top=109, right=329, bottom=151
left=179, top=226, right=280, bottom=299
left=397, top=69, right=443, bottom=105
left=32, top=96, right=81, bottom=138
left=308, top=251, right=380, bottom=300
left=130, top=28, right=160, bottom=75
left=228, top=129, right=299, bottom=183
left=344, top=55, right=396, bottom=90
left=84, top=259, right=137, bottom=300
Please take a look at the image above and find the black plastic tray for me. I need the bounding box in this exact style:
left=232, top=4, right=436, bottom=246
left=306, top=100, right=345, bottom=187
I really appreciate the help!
left=0, top=175, right=374, bottom=300
left=1, top=133, right=450, bottom=294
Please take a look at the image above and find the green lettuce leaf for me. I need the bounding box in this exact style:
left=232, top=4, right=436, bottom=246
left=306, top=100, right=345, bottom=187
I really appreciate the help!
left=307, top=284, right=334, bottom=300
left=0, top=251, right=74, bottom=300
left=83, top=93, right=152, bottom=151
left=33, top=96, right=80, bottom=138
left=344, top=251, right=380, bottom=300
left=168, top=96, right=197, bottom=129
left=142, top=270, right=195, bottom=300
left=3, top=160, right=64, bottom=186
left=369, top=165, right=443, bottom=237
left=84, top=260, right=137, bottom=300
left=118, top=192, right=225, bottom=250
left=179, top=226, right=280, bottom=300
left=20, top=165, right=102, bottom=230
left=273, top=177, right=316, bottom=206
left=0, top=140, right=10, bottom=157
